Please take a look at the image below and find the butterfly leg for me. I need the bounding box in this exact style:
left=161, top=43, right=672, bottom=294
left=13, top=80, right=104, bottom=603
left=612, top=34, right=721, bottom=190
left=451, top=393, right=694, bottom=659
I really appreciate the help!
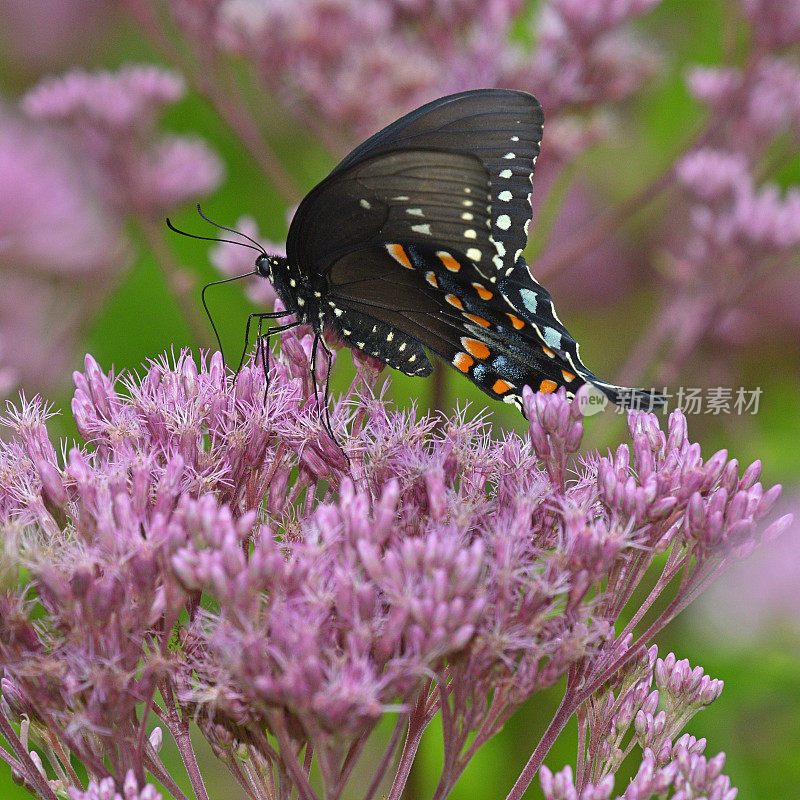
left=255, top=319, right=301, bottom=401
left=309, top=332, right=326, bottom=423
left=236, top=311, right=295, bottom=381
left=310, top=333, right=350, bottom=466
left=256, top=315, right=269, bottom=393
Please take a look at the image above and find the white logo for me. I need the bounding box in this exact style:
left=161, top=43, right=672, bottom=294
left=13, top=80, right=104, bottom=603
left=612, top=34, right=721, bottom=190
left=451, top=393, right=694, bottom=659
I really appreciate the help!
left=576, top=384, right=609, bottom=416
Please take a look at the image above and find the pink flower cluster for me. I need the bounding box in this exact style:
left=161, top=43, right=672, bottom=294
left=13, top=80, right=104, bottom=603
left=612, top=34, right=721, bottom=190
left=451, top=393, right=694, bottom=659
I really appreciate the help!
left=22, top=65, right=223, bottom=217
left=0, top=336, right=788, bottom=800
left=0, top=110, right=126, bottom=396
left=676, top=148, right=800, bottom=265
left=541, top=736, right=736, bottom=800
left=68, top=773, right=162, bottom=800
left=687, top=57, right=800, bottom=154
left=532, top=0, right=662, bottom=115
left=155, top=0, right=664, bottom=147
left=0, top=63, right=226, bottom=399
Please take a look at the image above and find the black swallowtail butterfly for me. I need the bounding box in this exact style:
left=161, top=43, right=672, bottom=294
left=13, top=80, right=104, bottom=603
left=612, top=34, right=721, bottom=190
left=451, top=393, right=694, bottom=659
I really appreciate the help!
left=188, top=89, right=661, bottom=414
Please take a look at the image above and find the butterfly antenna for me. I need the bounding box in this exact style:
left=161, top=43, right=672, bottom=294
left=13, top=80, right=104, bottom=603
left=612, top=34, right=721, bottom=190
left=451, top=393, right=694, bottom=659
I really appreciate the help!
left=199, top=271, right=259, bottom=366
left=165, top=217, right=265, bottom=253
left=195, top=204, right=268, bottom=254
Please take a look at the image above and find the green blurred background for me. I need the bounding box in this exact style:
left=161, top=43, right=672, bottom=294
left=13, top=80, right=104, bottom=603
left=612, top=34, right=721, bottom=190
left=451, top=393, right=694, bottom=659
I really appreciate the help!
left=1, top=0, right=799, bottom=797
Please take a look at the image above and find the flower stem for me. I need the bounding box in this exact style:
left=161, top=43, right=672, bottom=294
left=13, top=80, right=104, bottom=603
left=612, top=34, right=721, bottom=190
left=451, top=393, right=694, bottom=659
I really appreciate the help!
left=156, top=681, right=210, bottom=800
left=387, top=692, right=429, bottom=800
left=533, top=164, right=677, bottom=279
left=363, top=714, right=408, bottom=800
left=266, top=711, right=320, bottom=800
left=171, top=717, right=210, bottom=800
left=0, top=708, right=59, bottom=800
left=504, top=687, right=578, bottom=800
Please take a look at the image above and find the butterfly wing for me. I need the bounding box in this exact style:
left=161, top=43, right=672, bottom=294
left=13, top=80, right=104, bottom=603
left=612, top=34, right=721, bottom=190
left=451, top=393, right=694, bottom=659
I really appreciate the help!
left=326, top=243, right=661, bottom=411
left=284, top=88, right=660, bottom=410
left=287, top=148, right=497, bottom=281
left=287, top=88, right=543, bottom=282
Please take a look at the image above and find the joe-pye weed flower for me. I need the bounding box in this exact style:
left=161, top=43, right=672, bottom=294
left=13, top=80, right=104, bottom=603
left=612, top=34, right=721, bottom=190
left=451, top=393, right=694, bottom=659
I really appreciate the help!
left=0, top=337, right=790, bottom=800
left=1, top=1, right=798, bottom=797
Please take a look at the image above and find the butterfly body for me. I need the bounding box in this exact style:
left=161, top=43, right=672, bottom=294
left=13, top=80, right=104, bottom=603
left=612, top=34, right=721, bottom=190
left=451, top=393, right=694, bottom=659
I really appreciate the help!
left=257, top=254, right=319, bottom=327
left=258, top=89, right=659, bottom=412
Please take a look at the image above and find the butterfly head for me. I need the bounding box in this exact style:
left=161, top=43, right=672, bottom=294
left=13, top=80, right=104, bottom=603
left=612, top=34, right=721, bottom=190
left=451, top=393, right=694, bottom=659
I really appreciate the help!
left=256, top=253, right=309, bottom=319
left=255, top=253, right=280, bottom=280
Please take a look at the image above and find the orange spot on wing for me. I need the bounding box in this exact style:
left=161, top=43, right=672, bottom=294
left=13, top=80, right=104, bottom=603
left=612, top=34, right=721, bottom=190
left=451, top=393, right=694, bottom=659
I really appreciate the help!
left=453, top=352, right=474, bottom=373
left=472, top=282, right=493, bottom=300
left=446, top=294, right=464, bottom=310
left=506, top=313, right=525, bottom=330
left=425, top=271, right=438, bottom=287
left=492, top=379, right=512, bottom=394
left=542, top=346, right=555, bottom=358
left=561, top=370, right=576, bottom=382
left=462, top=338, right=490, bottom=359
left=464, top=313, right=491, bottom=328
left=437, top=251, right=461, bottom=272
left=387, top=243, right=413, bottom=269
left=540, top=379, right=558, bottom=393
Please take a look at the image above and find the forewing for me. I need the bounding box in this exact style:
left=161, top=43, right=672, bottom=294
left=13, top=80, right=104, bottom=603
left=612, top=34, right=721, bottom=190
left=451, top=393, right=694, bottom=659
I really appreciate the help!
left=288, top=149, right=504, bottom=280
left=288, top=89, right=544, bottom=281
left=333, top=89, right=544, bottom=274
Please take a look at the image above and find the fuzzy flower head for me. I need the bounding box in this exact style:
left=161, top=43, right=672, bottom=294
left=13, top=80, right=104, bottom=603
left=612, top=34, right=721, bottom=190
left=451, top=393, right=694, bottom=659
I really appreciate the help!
left=170, top=0, right=664, bottom=147
left=22, top=65, right=223, bottom=217
left=0, top=109, right=127, bottom=395
left=0, top=345, right=787, bottom=799
left=687, top=57, right=800, bottom=154
left=69, top=772, right=162, bottom=800
left=530, top=0, right=663, bottom=117
left=22, top=65, right=186, bottom=132
left=741, top=0, right=800, bottom=49
left=674, top=148, right=800, bottom=293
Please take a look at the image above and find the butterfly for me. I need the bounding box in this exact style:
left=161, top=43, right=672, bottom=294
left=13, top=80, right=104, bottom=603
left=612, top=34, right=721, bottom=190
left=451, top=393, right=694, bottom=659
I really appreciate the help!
left=185, top=89, right=661, bottom=415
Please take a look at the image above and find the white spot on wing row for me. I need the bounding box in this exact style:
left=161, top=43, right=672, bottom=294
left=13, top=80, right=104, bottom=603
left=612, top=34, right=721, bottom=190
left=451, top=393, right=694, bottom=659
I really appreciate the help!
left=411, top=223, right=431, bottom=235
left=519, top=287, right=538, bottom=314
